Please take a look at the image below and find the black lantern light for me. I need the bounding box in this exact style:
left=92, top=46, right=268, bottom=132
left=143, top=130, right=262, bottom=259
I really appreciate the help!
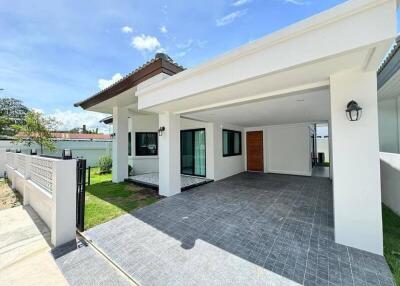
left=158, top=126, right=165, bottom=136
left=346, top=100, right=362, bottom=121
left=62, top=149, right=72, bottom=160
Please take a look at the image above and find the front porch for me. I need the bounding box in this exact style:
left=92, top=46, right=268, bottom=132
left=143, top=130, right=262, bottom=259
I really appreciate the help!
left=74, top=173, right=394, bottom=286
left=126, top=173, right=212, bottom=191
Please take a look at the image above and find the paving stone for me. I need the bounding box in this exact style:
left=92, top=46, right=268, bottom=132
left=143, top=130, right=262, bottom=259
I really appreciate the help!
left=73, top=172, right=395, bottom=286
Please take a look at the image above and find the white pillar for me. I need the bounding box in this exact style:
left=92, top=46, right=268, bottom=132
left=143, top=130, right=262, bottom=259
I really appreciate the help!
left=112, top=106, right=129, bottom=183
left=330, top=70, right=383, bottom=254
left=51, top=159, right=77, bottom=247
left=158, top=112, right=180, bottom=197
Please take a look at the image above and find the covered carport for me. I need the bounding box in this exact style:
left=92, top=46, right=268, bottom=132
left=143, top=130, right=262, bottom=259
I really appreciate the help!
left=132, top=0, right=398, bottom=256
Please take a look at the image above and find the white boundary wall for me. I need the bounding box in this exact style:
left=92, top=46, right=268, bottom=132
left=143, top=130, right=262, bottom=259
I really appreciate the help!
left=380, top=152, right=400, bottom=216
left=4, top=151, right=76, bottom=247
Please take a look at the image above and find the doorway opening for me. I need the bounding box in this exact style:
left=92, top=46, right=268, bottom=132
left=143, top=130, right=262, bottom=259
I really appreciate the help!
left=246, top=131, right=264, bottom=172
left=312, top=123, right=330, bottom=178
left=181, top=129, right=206, bottom=177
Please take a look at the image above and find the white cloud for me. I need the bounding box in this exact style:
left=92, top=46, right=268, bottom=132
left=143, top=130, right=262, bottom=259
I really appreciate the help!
left=175, top=39, right=207, bottom=58
left=131, top=34, right=161, bottom=52
left=48, top=109, right=110, bottom=133
left=121, top=26, right=133, bottom=33
left=283, top=0, right=311, bottom=5
left=216, top=10, right=247, bottom=27
left=160, top=25, right=168, bottom=33
left=98, top=73, right=123, bottom=90
left=232, top=0, right=251, bottom=6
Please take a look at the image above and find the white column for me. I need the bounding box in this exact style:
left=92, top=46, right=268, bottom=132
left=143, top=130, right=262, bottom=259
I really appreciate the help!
left=158, top=112, right=181, bottom=197
left=112, top=106, right=129, bottom=183
left=330, top=70, right=383, bottom=255
left=51, top=159, right=77, bottom=247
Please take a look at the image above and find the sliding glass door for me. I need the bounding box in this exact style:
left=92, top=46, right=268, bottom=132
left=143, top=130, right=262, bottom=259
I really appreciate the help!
left=181, top=129, right=206, bottom=177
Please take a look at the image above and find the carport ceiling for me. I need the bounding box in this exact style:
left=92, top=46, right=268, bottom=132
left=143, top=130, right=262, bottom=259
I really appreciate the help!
left=186, top=88, right=330, bottom=127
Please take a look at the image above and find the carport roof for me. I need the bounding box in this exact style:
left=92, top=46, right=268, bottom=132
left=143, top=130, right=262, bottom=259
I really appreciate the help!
left=74, top=53, right=184, bottom=110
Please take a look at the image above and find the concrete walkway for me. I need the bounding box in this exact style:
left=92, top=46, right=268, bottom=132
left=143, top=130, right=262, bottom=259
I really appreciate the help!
left=0, top=206, right=67, bottom=286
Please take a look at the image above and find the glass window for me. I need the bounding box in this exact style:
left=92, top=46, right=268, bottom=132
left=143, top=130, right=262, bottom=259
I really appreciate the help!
left=222, top=129, right=242, bottom=157
left=128, top=132, right=132, bottom=156
left=135, top=132, right=158, bottom=156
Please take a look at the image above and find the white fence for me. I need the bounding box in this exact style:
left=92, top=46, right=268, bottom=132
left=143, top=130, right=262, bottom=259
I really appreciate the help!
left=380, top=152, right=400, bottom=216
left=0, top=139, right=111, bottom=167
left=4, top=150, right=76, bottom=247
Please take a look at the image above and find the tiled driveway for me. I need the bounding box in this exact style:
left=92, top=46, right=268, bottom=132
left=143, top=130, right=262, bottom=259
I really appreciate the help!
left=84, top=172, right=394, bottom=286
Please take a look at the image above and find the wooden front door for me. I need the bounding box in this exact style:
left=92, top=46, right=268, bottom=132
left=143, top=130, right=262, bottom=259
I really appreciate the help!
left=246, top=131, right=264, bottom=172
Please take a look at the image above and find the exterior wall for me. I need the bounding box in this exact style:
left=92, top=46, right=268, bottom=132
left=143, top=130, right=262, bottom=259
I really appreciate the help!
left=130, top=114, right=159, bottom=175
left=244, top=124, right=312, bottom=176
left=4, top=153, right=76, bottom=247
left=380, top=152, right=400, bottom=216
left=378, top=97, right=399, bottom=153
left=0, top=140, right=111, bottom=168
left=330, top=70, right=383, bottom=255
left=213, top=123, right=245, bottom=181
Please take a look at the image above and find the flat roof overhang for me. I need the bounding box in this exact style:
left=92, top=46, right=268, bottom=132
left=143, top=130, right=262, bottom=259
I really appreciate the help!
left=136, top=0, right=397, bottom=115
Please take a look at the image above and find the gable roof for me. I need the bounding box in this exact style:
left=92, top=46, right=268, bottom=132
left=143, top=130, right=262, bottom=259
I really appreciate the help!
left=74, top=53, right=184, bottom=110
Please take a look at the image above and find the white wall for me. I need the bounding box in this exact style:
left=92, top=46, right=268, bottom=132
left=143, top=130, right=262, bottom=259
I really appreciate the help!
left=4, top=153, right=76, bottom=247
left=244, top=124, right=312, bottom=176
left=380, top=152, right=400, bottom=216
left=0, top=140, right=112, bottom=168
left=130, top=114, right=159, bottom=175
left=378, top=97, right=399, bottom=153
left=213, top=123, right=245, bottom=181
left=330, top=70, right=383, bottom=255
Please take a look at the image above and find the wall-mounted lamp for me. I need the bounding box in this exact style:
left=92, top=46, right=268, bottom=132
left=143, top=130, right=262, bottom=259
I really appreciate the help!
left=110, top=133, right=116, bottom=139
left=346, top=100, right=362, bottom=122
left=62, top=149, right=72, bottom=160
left=30, top=149, right=37, bottom=155
left=158, top=126, right=165, bottom=136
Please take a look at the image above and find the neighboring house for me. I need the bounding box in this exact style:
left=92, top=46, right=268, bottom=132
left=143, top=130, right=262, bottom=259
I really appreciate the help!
left=377, top=35, right=400, bottom=217
left=75, top=0, right=398, bottom=256
left=378, top=36, right=400, bottom=153
left=1, top=132, right=112, bottom=167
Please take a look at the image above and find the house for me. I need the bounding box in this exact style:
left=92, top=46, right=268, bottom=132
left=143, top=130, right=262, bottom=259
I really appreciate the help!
left=377, top=35, right=400, bottom=217
left=75, top=0, right=398, bottom=255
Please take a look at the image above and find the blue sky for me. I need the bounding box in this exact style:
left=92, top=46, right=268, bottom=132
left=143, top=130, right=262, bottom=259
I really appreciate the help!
left=0, top=0, right=398, bottom=132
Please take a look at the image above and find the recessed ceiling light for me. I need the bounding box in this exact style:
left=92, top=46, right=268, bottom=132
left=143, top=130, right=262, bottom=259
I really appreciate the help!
left=296, top=99, right=305, bottom=102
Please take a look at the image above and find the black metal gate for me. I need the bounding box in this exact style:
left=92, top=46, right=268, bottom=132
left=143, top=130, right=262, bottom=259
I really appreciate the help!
left=76, top=159, right=86, bottom=232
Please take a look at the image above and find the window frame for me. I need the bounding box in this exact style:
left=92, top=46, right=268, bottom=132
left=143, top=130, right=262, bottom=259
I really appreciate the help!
left=135, top=132, right=158, bottom=156
left=222, top=129, right=242, bottom=157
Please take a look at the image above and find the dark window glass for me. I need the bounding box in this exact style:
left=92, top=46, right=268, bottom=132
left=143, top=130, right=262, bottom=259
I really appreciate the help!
left=135, top=132, right=158, bottom=156
left=128, top=132, right=132, bottom=156
left=222, top=129, right=242, bottom=157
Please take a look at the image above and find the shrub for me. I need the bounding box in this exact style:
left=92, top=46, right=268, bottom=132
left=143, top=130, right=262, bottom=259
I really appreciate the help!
left=98, top=155, right=112, bottom=174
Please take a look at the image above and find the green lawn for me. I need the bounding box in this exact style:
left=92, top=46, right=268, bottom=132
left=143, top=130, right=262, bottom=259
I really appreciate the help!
left=84, top=168, right=160, bottom=230
left=383, top=205, right=400, bottom=285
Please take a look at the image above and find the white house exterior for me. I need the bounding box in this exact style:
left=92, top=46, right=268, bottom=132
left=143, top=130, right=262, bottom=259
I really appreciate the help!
left=378, top=36, right=400, bottom=217
left=75, top=0, right=399, bottom=255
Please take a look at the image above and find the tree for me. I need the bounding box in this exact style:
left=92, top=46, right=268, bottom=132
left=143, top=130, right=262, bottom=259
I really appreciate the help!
left=13, top=111, right=59, bottom=154
left=0, top=98, right=29, bottom=137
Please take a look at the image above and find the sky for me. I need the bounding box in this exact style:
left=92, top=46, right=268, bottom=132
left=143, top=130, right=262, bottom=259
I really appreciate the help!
left=0, top=0, right=398, bottom=133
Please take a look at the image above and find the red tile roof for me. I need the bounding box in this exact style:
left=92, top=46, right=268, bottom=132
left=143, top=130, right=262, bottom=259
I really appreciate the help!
left=50, top=133, right=112, bottom=140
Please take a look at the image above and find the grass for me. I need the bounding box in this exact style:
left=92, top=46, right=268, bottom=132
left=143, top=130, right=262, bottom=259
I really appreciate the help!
left=84, top=168, right=160, bottom=230
left=382, top=205, right=400, bottom=285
